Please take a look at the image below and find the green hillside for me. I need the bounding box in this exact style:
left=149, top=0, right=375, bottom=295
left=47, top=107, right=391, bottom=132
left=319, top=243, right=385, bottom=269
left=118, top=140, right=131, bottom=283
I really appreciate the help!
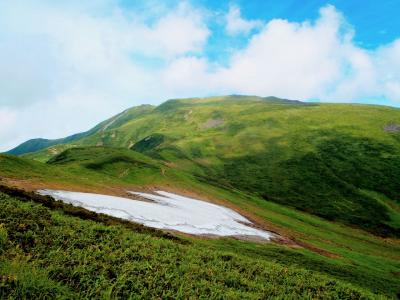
left=6, top=105, right=154, bottom=156
left=0, top=188, right=382, bottom=299
left=0, top=156, right=399, bottom=298
left=19, top=96, right=400, bottom=235
left=2, top=95, right=400, bottom=298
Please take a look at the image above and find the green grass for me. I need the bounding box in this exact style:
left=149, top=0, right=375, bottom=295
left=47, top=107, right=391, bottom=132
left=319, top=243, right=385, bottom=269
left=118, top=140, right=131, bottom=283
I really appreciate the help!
left=0, top=191, right=382, bottom=299
left=2, top=96, right=400, bottom=297
left=20, top=96, right=400, bottom=235
left=0, top=147, right=188, bottom=190
left=182, top=186, right=400, bottom=297
left=220, top=131, right=400, bottom=236
left=1, top=151, right=399, bottom=297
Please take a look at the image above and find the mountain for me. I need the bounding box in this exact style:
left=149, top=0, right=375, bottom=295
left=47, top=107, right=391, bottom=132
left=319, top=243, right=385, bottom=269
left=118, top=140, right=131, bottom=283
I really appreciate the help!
left=6, top=104, right=155, bottom=156
left=2, top=95, right=400, bottom=298
left=6, top=96, right=306, bottom=156
left=12, top=95, right=400, bottom=236
left=6, top=133, right=89, bottom=156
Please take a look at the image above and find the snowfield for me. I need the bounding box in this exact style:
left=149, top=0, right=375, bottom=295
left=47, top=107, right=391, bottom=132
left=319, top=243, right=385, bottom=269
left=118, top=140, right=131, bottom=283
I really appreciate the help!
left=37, top=189, right=273, bottom=239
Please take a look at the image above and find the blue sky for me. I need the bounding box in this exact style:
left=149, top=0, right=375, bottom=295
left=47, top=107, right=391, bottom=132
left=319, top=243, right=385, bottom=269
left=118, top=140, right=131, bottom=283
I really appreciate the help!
left=116, top=0, right=400, bottom=66
left=199, top=0, right=400, bottom=49
left=216, top=0, right=399, bottom=45
left=0, top=0, right=400, bottom=151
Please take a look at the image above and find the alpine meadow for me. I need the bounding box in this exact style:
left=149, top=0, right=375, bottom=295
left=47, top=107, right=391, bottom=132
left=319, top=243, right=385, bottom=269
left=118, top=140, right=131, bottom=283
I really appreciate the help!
left=1, top=1, right=400, bottom=299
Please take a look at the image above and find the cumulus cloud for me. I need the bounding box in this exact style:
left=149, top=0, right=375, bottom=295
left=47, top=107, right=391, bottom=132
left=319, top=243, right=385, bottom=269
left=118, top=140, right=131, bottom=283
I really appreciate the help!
left=220, top=5, right=350, bottom=99
left=0, top=1, right=209, bottom=151
left=374, top=40, right=400, bottom=100
left=225, top=5, right=262, bottom=35
left=0, top=2, right=400, bottom=152
left=149, top=3, right=210, bottom=57
left=165, top=5, right=400, bottom=102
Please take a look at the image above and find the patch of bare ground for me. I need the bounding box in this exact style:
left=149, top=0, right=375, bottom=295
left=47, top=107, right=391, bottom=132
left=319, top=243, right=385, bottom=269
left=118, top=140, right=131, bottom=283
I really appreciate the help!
left=294, top=240, right=341, bottom=258
left=49, top=147, right=59, bottom=155
left=0, top=176, right=130, bottom=199
left=202, top=118, right=224, bottom=129
left=184, top=109, right=193, bottom=121
left=392, top=271, right=400, bottom=277
left=384, top=123, right=400, bottom=133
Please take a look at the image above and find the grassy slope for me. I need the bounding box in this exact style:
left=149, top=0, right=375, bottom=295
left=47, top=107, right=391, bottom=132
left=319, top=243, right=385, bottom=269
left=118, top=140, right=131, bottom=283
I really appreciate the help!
left=7, top=105, right=155, bottom=156
left=0, top=191, right=383, bottom=299
left=0, top=152, right=399, bottom=297
left=2, top=96, right=400, bottom=296
left=23, top=96, right=400, bottom=236
left=0, top=148, right=191, bottom=196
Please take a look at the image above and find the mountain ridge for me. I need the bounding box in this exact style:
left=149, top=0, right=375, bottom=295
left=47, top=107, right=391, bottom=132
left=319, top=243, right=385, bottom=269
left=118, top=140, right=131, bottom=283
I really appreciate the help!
left=6, top=104, right=155, bottom=155
left=1, top=95, right=400, bottom=297
left=9, top=95, right=400, bottom=156
left=7, top=95, right=399, bottom=237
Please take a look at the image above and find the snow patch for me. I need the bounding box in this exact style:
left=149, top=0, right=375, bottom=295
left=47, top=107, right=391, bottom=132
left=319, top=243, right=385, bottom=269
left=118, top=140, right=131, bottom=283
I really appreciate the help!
left=37, top=189, right=273, bottom=239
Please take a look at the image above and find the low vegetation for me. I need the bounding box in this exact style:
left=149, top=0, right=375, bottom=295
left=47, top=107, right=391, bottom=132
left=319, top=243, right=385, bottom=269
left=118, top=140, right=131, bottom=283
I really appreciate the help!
left=2, top=96, right=400, bottom=298
left=0, top=190, right=383, bottom=299
left=221, top=131, right=400, bottom=236
left=17, top=96, right=400, bottom=235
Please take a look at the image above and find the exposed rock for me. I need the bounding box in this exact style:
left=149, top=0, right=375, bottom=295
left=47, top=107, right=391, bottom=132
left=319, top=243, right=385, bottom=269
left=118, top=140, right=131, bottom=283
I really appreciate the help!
left=384, top=123, right=400, bottom=133
left=184, top=110, right=193, bottom=121
left=49, top=147, right=59, bottom=155
left=202, top=118, right=224, bottom=129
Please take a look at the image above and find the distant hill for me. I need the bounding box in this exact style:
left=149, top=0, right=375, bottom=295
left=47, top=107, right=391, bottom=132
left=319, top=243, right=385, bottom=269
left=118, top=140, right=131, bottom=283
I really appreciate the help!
left=7, top=95, right=400, bottom=235
left=7, top=133, right=89, bottom=155
left=6, top=104, right=154, bottom=155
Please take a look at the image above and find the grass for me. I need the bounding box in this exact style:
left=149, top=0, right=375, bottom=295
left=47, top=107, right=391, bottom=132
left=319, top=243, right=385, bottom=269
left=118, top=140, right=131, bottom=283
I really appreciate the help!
left=184, top=186, right=400, bottom=297
left=0, top=147, right=185, bottom=191
left=220, top=131, right=400, bottom=236
left=1, top=152, right=399, bottom=297
left=1, top=96, right=400, bottom=297
left=20, top=96, right=400, bottom=235
left=0, top=191, right=382, bottom=299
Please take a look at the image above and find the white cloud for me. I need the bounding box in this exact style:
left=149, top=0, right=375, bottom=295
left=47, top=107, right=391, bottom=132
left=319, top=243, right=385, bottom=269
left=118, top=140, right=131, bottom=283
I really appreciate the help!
left=160, top=56, right=215, bottom=96
left=375, top=39, right=400, bottom=100
left=149, top=3, right=210, bottom=57
left=219, top=6, right=351, bottom=99
left=1, top=2, right=400, bottom=152
left=0, top=1, right=210, bottom=151
left=167, top=5, right=400, bottom=102
left=225, top=5, right=262, bottom=35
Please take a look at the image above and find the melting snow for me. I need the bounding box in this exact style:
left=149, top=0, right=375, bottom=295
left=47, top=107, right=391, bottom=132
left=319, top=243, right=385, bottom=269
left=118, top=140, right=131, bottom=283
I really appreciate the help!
left=37, top=189, right=273, bottom=239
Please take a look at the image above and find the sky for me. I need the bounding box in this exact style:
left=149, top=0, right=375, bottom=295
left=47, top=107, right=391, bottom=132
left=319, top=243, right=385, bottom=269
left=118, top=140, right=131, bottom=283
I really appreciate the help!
left=1, top=0, right=400, bottom=151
